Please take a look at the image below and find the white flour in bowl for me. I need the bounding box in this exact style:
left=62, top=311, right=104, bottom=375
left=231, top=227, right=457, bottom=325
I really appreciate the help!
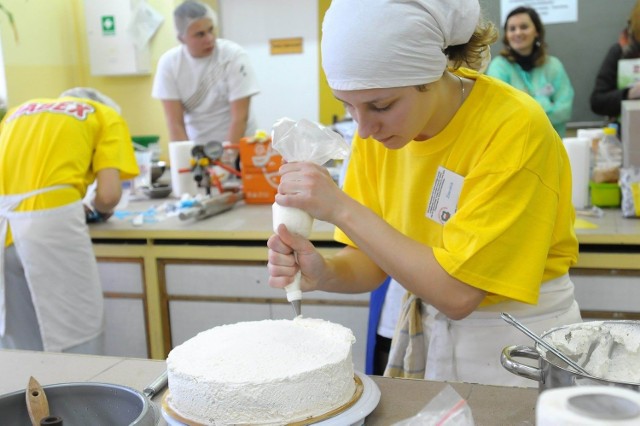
left=543, top=321, right=640, bottom=383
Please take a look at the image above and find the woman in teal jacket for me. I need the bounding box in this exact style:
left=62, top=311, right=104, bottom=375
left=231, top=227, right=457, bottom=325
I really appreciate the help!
left=487, top=6, right=574, bottom=137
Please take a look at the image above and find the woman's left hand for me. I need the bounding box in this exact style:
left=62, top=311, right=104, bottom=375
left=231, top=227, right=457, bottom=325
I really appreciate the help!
left=275, top=161, right=348, bottom=224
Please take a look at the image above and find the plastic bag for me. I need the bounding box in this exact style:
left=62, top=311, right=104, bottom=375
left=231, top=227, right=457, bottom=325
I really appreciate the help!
left=620, top=167, right=640, bottom=217
left=270, top=117, right=351, bottom=238
left=592, top=129, right=623, bottom=183
left=271, top=117, right=350, bottom=164
left=392, top=385, right=474, bottom=426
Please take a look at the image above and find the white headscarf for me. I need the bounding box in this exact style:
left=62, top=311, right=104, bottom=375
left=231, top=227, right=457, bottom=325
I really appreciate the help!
left=322, top=0, right=480, bottom=90
left=174, top=0, right=218, bottom=38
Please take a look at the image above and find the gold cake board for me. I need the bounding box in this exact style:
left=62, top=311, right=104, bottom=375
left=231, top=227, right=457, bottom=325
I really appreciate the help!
left=162, top=374, right=365, bottom=426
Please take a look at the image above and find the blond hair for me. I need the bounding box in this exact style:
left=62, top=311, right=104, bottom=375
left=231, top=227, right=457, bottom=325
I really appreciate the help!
left=446, top=16, right=498, bottom=71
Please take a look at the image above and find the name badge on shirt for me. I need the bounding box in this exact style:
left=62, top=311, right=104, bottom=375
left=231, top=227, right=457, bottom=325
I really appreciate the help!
left=425, top=166, right=464, bottom=224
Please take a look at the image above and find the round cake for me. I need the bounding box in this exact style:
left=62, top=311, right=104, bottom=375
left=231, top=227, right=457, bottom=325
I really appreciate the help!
left=166, top=317, right=356, bottom=425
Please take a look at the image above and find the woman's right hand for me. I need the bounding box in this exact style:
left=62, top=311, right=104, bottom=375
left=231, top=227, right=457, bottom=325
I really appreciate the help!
left=267, top=223, right=326, bottom=292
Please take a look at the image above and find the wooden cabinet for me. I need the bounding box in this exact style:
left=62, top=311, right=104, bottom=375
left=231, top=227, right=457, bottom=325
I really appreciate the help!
left=164, top=261, right=369, bottom=371
left=96, top=259, right=149, bottom=358
left=571, top=268, right=640, bottom=321
left=89, top=204, right=640, bottom=363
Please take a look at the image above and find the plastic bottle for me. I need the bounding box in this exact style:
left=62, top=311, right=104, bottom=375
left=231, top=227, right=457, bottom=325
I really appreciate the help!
left=592, top=126, right=623, bottom=183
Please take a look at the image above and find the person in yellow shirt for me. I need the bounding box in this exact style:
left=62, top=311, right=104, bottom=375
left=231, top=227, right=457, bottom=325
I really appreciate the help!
left=0, top=88, right=139, bottom=353
left=267, top=0, right=582, bottom=386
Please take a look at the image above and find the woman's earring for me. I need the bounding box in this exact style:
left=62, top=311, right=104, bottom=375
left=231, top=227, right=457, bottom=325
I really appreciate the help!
left=535, top=38, right=541, bottom=47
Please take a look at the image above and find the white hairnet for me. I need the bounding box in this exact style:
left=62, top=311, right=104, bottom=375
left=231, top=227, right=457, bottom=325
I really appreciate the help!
left=174, top=0, right=218, bottom=38
left=59, top=87, right=121, bottom=114
left=322, top=0, right=480, bottom=90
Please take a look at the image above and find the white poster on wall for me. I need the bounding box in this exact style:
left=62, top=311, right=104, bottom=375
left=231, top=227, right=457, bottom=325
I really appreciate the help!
left=218, top=0, right=319, bottom=133
left=500, top=0, right=577, bottom=25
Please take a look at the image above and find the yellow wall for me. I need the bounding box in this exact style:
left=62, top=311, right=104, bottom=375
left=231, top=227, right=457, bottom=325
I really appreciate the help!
left=0, top=0, right=339, bottom=161
left=318, top=0, right=345, bottom=125
left=0, top=0, right=184, bottom=161
left=1, top=1, right=82, bottom=104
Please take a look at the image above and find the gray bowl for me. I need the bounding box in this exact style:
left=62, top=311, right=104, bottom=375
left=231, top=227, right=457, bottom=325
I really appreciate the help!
left=143, top=184, right=172, bottom=199
left=151, top=161, right=166, bottom=183
left=0, top=382, right=158, bottom=425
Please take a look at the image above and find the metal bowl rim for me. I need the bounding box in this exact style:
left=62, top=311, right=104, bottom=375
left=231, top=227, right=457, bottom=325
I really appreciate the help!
left=0, top=381, right=154, bottom=424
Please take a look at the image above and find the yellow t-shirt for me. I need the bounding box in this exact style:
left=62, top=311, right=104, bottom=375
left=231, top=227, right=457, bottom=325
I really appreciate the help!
left=334, top=69, right=578, bottom=305
left=0, top=97, right=139, bottom=245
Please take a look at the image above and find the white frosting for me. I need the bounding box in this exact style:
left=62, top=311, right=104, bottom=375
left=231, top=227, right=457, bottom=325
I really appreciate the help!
left=544, top=321, right=640, bottom=383
left=167, top=317, right=356, bottom=425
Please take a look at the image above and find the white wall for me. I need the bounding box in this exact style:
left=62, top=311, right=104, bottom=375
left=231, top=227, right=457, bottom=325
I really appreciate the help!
left=218, top=0, right=319, bottom=134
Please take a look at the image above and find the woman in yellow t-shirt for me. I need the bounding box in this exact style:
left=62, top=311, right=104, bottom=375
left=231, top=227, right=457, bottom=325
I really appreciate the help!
left=0, top=88, right=138, bottom=353
left=267, top=0, right=582, bottom=387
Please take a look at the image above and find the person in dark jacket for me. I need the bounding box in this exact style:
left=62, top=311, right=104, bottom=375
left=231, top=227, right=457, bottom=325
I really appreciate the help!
left=590, top=0, right=640, bottom=120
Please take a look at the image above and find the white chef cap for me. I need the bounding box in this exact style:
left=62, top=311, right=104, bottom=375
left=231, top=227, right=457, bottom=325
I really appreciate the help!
left=174, top=0, right=218, bottom=38
left=322, top=0, right=480, bottom=90
left=59, top=87, right=121, bottom=114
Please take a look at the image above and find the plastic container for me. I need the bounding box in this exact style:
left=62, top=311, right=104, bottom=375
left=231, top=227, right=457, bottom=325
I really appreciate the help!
left=132, top=135, right=160, bottom=148
left=589, top=182, right=621, bottom=207
left=132, top=135, right=161, bottom=162
left=592, top=127, right=623, bottom=184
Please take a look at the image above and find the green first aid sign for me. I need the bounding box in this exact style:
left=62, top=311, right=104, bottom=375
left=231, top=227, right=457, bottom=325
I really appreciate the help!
left=101, top=16, right=115, bottom=36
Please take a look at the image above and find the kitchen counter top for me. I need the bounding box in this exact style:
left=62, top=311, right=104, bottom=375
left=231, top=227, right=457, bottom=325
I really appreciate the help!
left=89, top=200, right=337, bottom=242
left=90, top=199, right=640, bottom=245
left=0, top=349, right=538, bottom=425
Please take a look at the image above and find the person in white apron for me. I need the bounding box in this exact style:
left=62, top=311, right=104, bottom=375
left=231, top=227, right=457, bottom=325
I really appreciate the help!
left=267, top=0, right=583, bottom=387
left=0, top=88, right=139, bottom=353
left=151, top=0, right=260, bottom=153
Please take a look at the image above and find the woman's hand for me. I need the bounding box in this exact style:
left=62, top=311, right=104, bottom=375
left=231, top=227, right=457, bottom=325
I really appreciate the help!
left=274, top=162, right=348, bottom=224
left=267, top=224, right=327, bottom=292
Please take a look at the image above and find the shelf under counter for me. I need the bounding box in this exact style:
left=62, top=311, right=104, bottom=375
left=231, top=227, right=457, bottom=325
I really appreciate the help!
left=89, top=202, right=347, bottom=362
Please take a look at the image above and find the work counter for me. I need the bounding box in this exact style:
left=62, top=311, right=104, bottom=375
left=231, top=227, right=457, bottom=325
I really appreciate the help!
left=0, top=349, right=538, bottom=425
left=90, top=201, right=640, bottom=244
left=87, top=201, right=640, bottom=367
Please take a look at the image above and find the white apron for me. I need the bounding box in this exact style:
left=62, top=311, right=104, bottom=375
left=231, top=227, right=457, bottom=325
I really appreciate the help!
left=0, top=185, right=104, bottom=351
left=385, top=274, right=582, bottom=387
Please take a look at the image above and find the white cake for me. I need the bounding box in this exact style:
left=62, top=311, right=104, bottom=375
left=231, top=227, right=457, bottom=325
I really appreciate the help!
left=166, top=317, right=357, bottom=425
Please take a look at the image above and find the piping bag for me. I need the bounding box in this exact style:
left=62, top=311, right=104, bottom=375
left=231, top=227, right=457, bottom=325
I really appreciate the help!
left=271, top=117, right=350, bottom=317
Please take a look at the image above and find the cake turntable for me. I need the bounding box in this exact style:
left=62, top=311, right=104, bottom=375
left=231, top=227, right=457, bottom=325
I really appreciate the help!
left=161, top=371, right=381, bottom=426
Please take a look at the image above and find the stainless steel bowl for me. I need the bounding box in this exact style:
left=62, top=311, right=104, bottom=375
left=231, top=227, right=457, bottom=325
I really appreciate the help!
left=144, top=183, right=172, bottom=199
left=0, top=382, right=159, bottom=425
left=151, top=161, right=166, bottom=183
left=501, top=320, right=640, bottom=392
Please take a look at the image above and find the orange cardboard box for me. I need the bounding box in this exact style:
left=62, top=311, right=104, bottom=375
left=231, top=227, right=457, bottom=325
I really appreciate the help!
left=239, top=136, right=282, bottom=204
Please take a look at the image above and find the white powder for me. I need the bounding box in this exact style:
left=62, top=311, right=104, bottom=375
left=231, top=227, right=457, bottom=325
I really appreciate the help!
left=544, top=321, right=640, bottom=384
left=166, top=317, right=356, bottom=425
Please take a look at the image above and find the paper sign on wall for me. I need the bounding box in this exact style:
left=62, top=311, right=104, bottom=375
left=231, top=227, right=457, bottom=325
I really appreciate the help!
left=102, top=16, right=115, bottom=36
left=270, top=38, right=303, bottom=55
left=499, top=0, right=577, bottom=25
